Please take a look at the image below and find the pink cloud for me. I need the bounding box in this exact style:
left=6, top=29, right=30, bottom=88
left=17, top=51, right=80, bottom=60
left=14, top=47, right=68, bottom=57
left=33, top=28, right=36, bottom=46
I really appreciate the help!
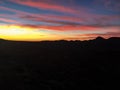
left=19, top=25, right=99, bottom=31
left=17, top=24, right=120, bottom=31
left=0, top=6, right=86, bottom=24
left=0, top=18, right=19, bottom=23
left=0, top=4, right=119, bottom=27
left=10, top=0, right=94, bottom=17
left=20, top=14, right=86, bottom=25
left=10, top=0, right=79, bottom=14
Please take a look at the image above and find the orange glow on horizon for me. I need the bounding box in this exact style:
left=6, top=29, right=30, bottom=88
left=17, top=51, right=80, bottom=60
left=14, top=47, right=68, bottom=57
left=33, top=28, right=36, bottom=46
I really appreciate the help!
left=0, top=25, right=117, bottom=41
left=0, top=25, right=64, bottom=41
left=0, top=25, right=92, bottom=41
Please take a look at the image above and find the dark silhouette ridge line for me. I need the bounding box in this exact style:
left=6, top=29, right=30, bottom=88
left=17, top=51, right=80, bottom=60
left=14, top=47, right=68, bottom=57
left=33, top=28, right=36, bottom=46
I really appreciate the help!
left=0, top=36, right=120, bottom=43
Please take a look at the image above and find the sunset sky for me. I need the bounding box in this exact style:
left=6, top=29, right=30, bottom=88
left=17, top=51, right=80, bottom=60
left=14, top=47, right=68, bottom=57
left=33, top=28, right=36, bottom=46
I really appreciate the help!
left=0, top=0, right=120, bottom=41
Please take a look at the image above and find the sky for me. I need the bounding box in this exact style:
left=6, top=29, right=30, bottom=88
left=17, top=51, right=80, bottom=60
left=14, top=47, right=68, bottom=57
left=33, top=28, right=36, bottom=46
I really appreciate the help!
left=0, top=0, right=120, bottom=41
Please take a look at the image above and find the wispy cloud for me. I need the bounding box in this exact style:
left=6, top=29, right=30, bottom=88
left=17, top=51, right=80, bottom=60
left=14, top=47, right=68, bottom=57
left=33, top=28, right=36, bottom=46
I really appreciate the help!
left=0, top=18, right=19, bottom=23
left=10, top=0, right=79, bottom=14
left=0, top=0, right=120, bottom=41
left=7, top=24, right=120, bottom=32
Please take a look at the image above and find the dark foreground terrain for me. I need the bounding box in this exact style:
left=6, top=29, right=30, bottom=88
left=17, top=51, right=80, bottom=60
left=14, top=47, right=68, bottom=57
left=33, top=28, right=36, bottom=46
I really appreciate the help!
left=0, top=37, right=120, bottom=90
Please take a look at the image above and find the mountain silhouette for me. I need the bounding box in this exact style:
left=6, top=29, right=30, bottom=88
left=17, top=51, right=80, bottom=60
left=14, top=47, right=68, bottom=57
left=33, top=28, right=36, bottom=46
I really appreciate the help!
left=0, top=37, right=120, bottom=90
left=94, top=36, right=105, bottom=40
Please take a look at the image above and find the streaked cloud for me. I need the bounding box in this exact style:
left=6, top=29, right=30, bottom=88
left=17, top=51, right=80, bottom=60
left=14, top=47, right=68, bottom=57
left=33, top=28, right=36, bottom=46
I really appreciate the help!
left=0, top=0, right=119, bottom=41
left=0, top=18, right=19, bottom=23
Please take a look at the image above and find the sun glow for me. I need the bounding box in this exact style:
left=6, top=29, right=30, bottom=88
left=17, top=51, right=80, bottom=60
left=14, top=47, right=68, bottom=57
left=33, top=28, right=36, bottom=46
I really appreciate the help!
left=0, top=25, right=58, bottom=41
left=0, top=25, right=99, bottom=41
left=0, top=26, right=38, bottom=35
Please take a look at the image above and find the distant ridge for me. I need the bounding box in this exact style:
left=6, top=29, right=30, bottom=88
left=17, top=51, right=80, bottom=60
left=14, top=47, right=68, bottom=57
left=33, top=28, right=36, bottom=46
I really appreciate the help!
left=0, top=37, right=120, bottom=43
left=95, top=36, right=105, bottom=40
left=93, top=36, right=105, bottom=42
left=108, top=37, right=120, bottom=40
left=0, top=36, right=120, bottom=56
left=0, top=38, right=6, bottom=43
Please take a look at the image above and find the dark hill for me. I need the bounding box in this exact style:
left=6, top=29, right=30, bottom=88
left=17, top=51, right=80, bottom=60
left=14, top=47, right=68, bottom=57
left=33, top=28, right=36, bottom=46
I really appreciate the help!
left=0, top=37, right=120, bottom=90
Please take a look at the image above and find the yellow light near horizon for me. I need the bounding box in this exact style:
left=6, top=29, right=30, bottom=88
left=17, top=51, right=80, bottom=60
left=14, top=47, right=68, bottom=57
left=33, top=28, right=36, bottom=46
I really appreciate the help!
left=0, top=25, right=92, bottom=41
left=0, top=25, right=65, bottom=41
left=0, top=25, right=51, bottom=41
